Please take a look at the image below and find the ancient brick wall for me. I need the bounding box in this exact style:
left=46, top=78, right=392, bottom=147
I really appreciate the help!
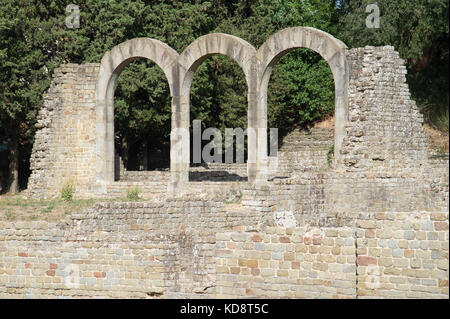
left=215, top=227, right=357, bottom=298
left=27, top=64, right=99, bottom=199
left=26, top=47, right=448, bottom=207
left=1, top=206, right=447, bottom=298
left=242, top=46, right=449, bottom=224
left=0, top=197, right=260, bottom=298
left=16, top=44, right=448, bottom=299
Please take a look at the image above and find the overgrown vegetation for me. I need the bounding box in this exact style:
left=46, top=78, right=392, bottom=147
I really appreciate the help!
left=61, top=180, right=75, bottom=202
left=126, top=187, right=141, bottom=201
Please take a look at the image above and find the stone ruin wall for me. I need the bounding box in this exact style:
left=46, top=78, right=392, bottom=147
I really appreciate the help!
left=9, top=45, right=448, bottom=299
left=27, top=64, right=99, bottom=199
left=242, top=46, right=449, bottom=227
left=26, top=46, right=448, bottom=211
left=0, top=201, right=447, bottom=299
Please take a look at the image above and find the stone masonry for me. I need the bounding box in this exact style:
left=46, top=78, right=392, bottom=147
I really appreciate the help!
left=0, top=204, right=447, bottom=298
left=11, top=28, right=449, bottom=299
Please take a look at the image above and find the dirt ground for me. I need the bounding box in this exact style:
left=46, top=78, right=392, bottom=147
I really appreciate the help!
left=423, top=124, right=449, bottom=153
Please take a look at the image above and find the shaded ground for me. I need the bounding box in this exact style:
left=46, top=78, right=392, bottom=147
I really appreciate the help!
left=423, top=124, right=449, bottom=154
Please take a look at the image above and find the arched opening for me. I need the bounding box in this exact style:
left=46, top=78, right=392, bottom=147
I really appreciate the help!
left=95, top=38, right=178, bottom=192
left=256, top=27, right=349, bottom=180
left=114, top=58, right=171, bottom=179
left=266, top=48, right=335, bottom=178
left=177, top=33, right=258, bottom=186
left=189, top=54, right=248, bottom=182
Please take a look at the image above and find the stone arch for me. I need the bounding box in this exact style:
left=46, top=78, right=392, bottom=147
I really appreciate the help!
left=178, top=33, right=257, bottom=94
left=175, top=34, right=260, bottom=184
left=256, top=27, right=349, bottom=167
left=95, top=38, right=179, bottom=189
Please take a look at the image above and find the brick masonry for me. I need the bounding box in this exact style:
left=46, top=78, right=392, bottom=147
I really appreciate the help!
left=12, top=42, right=449, bottom=299
left=0, top=206, right=447, bottom=298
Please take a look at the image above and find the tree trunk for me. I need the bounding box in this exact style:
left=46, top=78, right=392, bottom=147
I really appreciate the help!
left=9, top=131, right=19, bottom=194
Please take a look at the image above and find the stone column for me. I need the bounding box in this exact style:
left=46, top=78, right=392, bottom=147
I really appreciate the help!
left=169, top=66, right=189, bottom=193
left=248, top=58, right=268, bottom=185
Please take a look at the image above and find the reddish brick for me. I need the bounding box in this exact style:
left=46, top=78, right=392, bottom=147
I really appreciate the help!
left=230, top=267, right=240, bottom=274
left=304, top=237, right=311, bottom=245
left=404, top=250, right=414, bottom=258
left=49, top=263, right=58, bottom=270
left=18, top=252, right=28, bottom=257
left=357, top=256, right=377, bottom=266
left=227, top=241, right=237, bottom=249
left=25, top=263, right=31, bottom=269
left=247, top=260, right=258, bottom=268
left=309, top=246, right=318, bottom=254
left=251, top=235, right=263, bottom=242
left=279, top=236, right=291, bottom=243
left=291, top=261, right=301, bottom=269
left=245, top=288, right=253, bottom=295
left=375, top=213, right=385, bottom=220
left=313, top=237, right=322, bottom=245
left=46, top=270, right=55, bottom=276
left=434, top=222, right=449, bottom=231
left=251, top=268, right=260, bottom=276
left=94, top=271, right=106, bottom=278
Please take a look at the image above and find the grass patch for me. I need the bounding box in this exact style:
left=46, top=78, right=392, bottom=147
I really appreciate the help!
left=61, top=180, right=75, bottom=202
left=126, top=188, right=141, bottom=201
left=0, top=194, right=97, bottom=221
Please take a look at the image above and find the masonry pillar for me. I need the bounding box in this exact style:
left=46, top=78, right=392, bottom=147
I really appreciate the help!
left=248, top=58, right=268, bottom=185
left=169, top=65, right=189, bottom=193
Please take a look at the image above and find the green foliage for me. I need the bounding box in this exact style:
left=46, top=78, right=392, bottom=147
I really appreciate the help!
left=268, top=49, right=335, bottom=133
left=126, top=188, right=140, bottom=201
left=337, top=0, right=449, bottom=130
left=1, top=0, right=447, bottom=183
left=407, top=66, right=449, bottom=132
left=113, top=0, right=337, bottom=165
left=61, top=180, right=74, bottom=202
left=337, top=0, right=448, bottom=61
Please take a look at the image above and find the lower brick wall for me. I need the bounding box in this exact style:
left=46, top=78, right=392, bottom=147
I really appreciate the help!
left=355, top=211, right=449, bottom=298
left=214, top=212, right=448, bottom=299
left=0, top=208, right=448, bottom=299
left=215, top=227, right=356, bottom=298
